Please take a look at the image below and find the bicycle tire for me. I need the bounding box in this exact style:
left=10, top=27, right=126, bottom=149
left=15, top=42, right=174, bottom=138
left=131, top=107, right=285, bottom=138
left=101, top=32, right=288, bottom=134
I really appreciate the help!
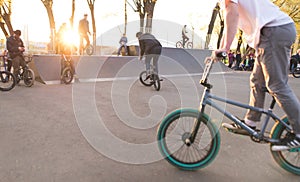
left=153, top=74, right=160, bottom=91
left=157, top=108, right=220, bottom=170
left=0, top=71, right=16, bottom=91
left=86, top=44, right=94, bottom=56
left=292, top=67, right=300, bottom=78
left=61, top=67, right=74, bottom=84
left=176, top=41, right=183, bottom=48
left=270, top=116, right=300, bottom=175
left=23, top=69, right=35, bottom=87
left=139, top=71, right=152, bottom=87
left=187, top=42, right=193, bottom=49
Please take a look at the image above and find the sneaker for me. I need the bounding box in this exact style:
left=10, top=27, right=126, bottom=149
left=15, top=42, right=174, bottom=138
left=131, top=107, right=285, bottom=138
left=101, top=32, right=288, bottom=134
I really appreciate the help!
left=222, top=120, right=257, bottom=136
left=271, top=136, right=300, bottom=151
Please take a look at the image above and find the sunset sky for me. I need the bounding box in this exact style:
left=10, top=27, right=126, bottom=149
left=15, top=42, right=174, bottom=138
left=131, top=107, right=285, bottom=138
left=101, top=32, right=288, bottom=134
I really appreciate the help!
left=8, top=0, right=218, bottom=48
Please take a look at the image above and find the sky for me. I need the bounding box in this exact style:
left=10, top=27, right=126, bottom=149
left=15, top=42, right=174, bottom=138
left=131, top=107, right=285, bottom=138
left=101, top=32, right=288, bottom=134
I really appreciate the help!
left=8, top=0, right=218, bottom=48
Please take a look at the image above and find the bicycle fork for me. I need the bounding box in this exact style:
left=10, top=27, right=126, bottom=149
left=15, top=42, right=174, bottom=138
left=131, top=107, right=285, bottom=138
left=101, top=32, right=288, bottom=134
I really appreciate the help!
left=185, top=88, right=210, bottom=146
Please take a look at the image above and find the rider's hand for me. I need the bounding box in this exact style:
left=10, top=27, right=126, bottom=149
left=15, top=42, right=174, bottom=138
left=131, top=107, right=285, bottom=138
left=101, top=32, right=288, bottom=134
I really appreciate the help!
left=213, top=49, right=227, bottom=61
left=18, top=47, right=25, bottom=52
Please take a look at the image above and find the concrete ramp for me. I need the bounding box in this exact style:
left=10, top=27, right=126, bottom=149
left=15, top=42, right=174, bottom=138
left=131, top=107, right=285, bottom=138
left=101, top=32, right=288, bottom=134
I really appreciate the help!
left=31, top=48, right=231, bottom=84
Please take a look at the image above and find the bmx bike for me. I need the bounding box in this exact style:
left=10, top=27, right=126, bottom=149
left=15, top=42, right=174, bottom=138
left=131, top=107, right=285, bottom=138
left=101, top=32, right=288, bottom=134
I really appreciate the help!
left=139, top=63, right=162, bottom=91
left=15, top=55, right=35, bottom=87
left=176, top=40, right=193, bottom=49
left=291, top=60, right=300, bottom=78
left=80, top=43, right=93, bottom=56
left=0, top=54, right=16, bottom=91
left=61, top=54, right=75, bottom=84
left=157, top=52, right=300, bottom=175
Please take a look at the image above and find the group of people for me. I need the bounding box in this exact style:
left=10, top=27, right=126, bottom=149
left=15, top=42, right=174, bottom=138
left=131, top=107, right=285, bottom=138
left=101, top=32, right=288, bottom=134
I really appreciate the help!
left=56, top=14, right=91, bottom=55
left=227, top=49, right=255, bottom=71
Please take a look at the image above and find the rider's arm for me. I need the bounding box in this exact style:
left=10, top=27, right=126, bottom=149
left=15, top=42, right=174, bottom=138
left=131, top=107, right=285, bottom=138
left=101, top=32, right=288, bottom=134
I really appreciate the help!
left=220, top=0, right=239, bottom=51
left=139, top=40, right=145, bottom=59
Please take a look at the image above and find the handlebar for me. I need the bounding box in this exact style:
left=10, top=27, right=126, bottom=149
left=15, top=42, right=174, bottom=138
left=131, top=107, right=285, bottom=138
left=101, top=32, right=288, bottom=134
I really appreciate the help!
left=199, top=51, right=227, bottom=88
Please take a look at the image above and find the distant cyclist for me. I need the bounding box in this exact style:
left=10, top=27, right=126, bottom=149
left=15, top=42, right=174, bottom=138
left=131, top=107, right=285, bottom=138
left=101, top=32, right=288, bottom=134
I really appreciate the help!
left=78, top=14, right=91, bottom=54
left=136, top=32, right=162, bottom=77
left=182, top=25, right=189, bottom=48
left=6, top=30, right=26, bottom=78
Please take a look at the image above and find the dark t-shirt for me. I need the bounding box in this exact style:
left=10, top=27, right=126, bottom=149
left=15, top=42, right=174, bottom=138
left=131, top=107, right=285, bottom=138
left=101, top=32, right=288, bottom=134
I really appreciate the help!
left=6, top=35, right=24, bottom=59
left=138, top=33, right=162, bottom=56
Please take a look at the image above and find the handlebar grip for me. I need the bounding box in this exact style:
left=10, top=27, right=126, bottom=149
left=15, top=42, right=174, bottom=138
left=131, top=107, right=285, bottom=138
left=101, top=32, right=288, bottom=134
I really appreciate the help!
left=216, top=52, right=227, bottom=58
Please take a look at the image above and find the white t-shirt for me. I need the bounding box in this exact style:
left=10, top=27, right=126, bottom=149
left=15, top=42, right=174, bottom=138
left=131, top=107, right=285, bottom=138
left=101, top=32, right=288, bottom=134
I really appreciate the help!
left=219, top=0, right=293, bottom=48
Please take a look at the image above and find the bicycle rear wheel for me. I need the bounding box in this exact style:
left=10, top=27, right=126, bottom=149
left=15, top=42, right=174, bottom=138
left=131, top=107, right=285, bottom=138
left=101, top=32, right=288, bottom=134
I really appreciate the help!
left=0, top=71, right=16, bottom=91
left=23, top=69, right=35, bottom=87
left=176, top=41, right=183, bottom=48
left=270, top=116, right=300, bottom=175
left=157, top=108, right=220, bottom=170
left=292, top=67, right=300, bottom=78
left=61, top=67, right=74, bottom=84
left=139, top=71, right=152, bottom=86
left=153, top=74, right=160, bottom=91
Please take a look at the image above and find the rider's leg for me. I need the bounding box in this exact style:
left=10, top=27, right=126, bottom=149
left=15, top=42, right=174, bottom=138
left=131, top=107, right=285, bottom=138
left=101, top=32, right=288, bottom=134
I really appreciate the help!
left=84, top=34, right=90, bottom=47
left=7, top=59, right=12, bottom=72
left=152, top=47, right=162, bottom=75
left=152, top=55, right=159, bottom=75
left=117, top=46, right=122, bottom=56
left=12, top=56, right=21, bottom=78
left=145, top=55, right=151, bottom=75
left=244, top=56, right=266, bottom=125
left=257, top=24, right=300, bottom=135
left=20, top=56, right=26, bottom=68
left=124, top=45, right=128, bottom=55
left=79, top=36, right=84, bottom=54
left=182, top=36, right=186, bottom=48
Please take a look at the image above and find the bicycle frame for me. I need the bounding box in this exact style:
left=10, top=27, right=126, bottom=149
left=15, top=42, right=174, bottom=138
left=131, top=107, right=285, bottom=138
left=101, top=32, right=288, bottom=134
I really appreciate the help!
left=189, top=57, right=293, bottom=144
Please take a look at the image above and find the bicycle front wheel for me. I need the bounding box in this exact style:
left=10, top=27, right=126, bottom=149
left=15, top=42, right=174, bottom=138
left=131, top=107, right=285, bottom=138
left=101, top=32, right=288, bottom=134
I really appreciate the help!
left=270, top=116, right=300, bottom=175
left=0, top=71, right=16, bottom=91
left=187, top=42, right=193, bottom=49
left=139, top=71, right=152, bottom=86
left=23, top=69, right=35, bottom=87
left=61, top=67, right=74, bottom=84
left=157, top=108, right=220, bottom=170
left=153, top=74, right=160, bottom=91
left=292, top=67, right=300, bottom=78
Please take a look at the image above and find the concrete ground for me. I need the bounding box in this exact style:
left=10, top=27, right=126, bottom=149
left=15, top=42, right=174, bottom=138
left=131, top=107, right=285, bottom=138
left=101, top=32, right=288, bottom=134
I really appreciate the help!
left=1, top=69, right=300, bottom=181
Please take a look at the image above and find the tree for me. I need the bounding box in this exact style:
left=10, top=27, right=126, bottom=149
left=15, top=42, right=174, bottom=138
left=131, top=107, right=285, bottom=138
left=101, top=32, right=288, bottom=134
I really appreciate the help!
left=86, top=0, right=96, bottom=54
left=70, top=0, right=75, bottom=28
left=204, top=3, right=223, bottom=49
left=273, top=0, right=300, bottom=51
left=0, top=0, right=13, bottom=37
left=41, top=0, right=56, bottom=52
left=130, top=0, right=157, bottom=33
left=144, top=0, right=156, bottom=33
left=124, top=0, right=127, bottom=34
